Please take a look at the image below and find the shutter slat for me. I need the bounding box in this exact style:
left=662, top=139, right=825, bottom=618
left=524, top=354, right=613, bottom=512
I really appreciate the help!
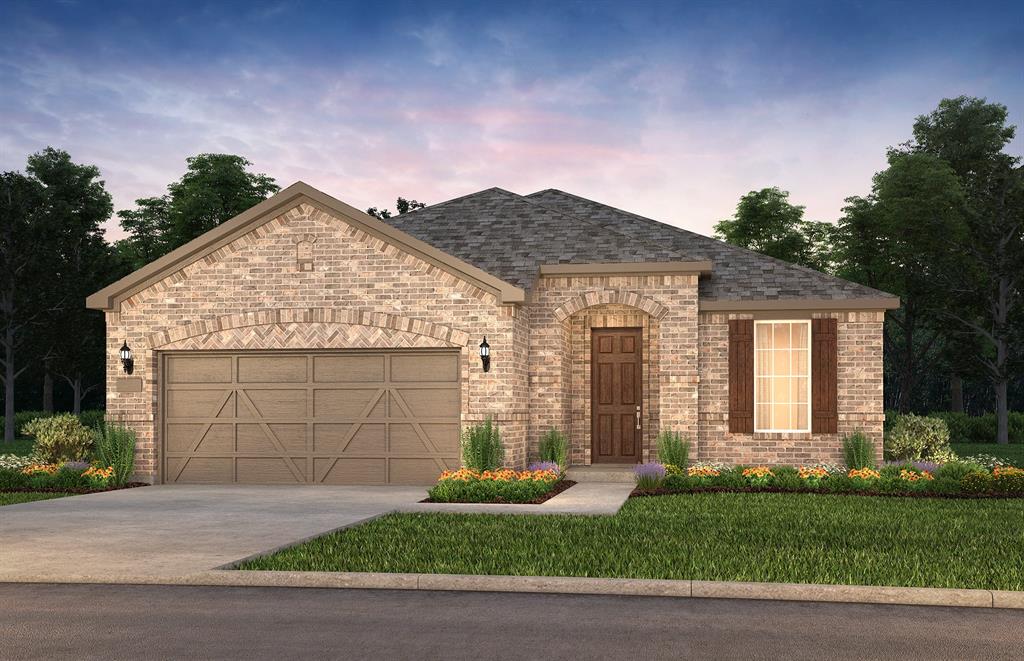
left=728, top=319, right=754, bottom=433
left=812, top=318, right=839, bottom=434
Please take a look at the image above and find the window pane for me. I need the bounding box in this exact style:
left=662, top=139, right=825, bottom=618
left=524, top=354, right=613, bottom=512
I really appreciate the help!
left=756, top=323, right=772, bottom=346
left=773, top=403, right=791, bottom=429
left=792, top=322, right=808, bottom=348
left=795, top=404, right=809, bottom=430
left=773, top=349, right=789, bottom=375
left=794, top=377, right=808, bottom=403
left=755, top=350, right=771, bottom=377
left=773, top=323, right=791, bottom=349
left=756, top=403, right=771, bottom=429
left=793, top=349, right=808, bottom=376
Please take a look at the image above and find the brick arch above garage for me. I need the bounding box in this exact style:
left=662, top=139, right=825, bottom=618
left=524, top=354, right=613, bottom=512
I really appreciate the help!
left=146, top=308, right=473, bottom=350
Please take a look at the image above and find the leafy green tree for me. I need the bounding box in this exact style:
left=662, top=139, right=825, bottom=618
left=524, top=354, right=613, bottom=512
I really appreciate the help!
left=366, top=196, right=426, bottom=220
left=26, top=148, right=114, bottom=417
left=116, top=154, right=278, bottom=270
left=714, top=187, right=836, bottom=271
left=913, top=97, right=1023, bottom=443
left=835, top=151, right=967, bottom=412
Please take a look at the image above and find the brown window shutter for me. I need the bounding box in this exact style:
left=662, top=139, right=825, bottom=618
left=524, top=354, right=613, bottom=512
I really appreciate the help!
left=728, top=319, right=754, bottom=433
left=812, top=318, right=839, bottom=434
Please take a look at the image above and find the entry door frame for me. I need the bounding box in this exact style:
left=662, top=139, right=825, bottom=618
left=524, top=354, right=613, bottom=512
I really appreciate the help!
left=590, top=327, right=643, bottom=464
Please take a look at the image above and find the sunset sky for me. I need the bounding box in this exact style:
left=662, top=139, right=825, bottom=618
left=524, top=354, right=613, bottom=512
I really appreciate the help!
left=2, top=0, right=1022, bottom=239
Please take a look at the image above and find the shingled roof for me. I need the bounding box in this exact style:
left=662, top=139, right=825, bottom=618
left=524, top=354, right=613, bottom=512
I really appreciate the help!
left=383, top=187, right=895, bottom=302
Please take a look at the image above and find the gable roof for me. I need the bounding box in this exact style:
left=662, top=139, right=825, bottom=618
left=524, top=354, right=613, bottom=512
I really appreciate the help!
left=524, top=189, right=896, bottom=305
left=86, top=181, right=526, bottom=311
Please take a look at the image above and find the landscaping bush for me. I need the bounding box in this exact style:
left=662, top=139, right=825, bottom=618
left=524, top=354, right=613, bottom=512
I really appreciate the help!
left=22, top=414, right=93, bottom=463
left=427, top=468, right=560, bottom=503
left=537, top=428, right=568, bottom=469
left=885, top=413, right=953, bottom=462
left=0, top=409, right=106, bottom=437
left=927, top=411, right=1024, bottom=444
left=0, top=467, right=29, bottom=490
left=937, top=460, right=986, bottom=482
left=93, top=423, right=137, bottom=486
left=992, top=467, right=1024, bottom=495
left=842, top=431, right=876, bottom=469
left=634, top=462, right=667, bottom=489
left=461, top=418, right=504, bottom=472
left=77, top=410, right=106, bottom=431
left=656, top=431, right=690, bottom=469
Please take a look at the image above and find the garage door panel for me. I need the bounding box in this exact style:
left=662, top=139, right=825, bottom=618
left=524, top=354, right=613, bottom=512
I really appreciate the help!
left=314, top=389, right=383, bottom=418
left=242, top=390, right=307, bottom=418
left=171, top=457, right=233, bottom=484
left=237, top=458, right=304, bottom=484
left=165, top=355, right=232, bottom=384
left=395, top=389, right=460, bottom=417
left=316, top=457, right=386, bottom=485
left=314, top=355, right=385, bottom=382
left=391, top=354, right=458, bottom=382
left=163, top=350, right=459, bottom=485
left=238, top=355, right=307, bottom=383
left=166, top=390, right=233, bottom=418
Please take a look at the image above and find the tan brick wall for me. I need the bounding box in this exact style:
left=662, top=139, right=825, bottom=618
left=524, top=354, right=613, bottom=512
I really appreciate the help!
left=527, top=275, right=700, bottom=465
left=105, top=203, right=530, bottom=481
left=697, top=310, right=885, bottom=466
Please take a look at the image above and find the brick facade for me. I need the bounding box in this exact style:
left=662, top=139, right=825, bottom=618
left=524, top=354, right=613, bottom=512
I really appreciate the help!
left=104, top=197, right=887, bottom=483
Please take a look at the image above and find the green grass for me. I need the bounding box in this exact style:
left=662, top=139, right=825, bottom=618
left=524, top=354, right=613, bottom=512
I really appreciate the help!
left=953, top=443, right=1024, bottom=466
left=239, top=493, right=1024, bottom=591
left=0, top=491, right=71, bottom=506
left=0, top=438, right=35, bottom=456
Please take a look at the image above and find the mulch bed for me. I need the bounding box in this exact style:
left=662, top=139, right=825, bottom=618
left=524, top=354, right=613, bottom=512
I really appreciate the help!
left=630, top=485, right=1022, bottom=500
left=421, top=480, right=577, bottom=505
left=0, top=483, right=149, bottom=495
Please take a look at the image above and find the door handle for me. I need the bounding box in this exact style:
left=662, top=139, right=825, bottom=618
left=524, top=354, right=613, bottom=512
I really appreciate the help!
left=635, top=406, right=641, bottom=430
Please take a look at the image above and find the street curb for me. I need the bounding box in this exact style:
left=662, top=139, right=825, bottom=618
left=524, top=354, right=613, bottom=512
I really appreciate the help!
left=1, top=571, right=1019, bottom=609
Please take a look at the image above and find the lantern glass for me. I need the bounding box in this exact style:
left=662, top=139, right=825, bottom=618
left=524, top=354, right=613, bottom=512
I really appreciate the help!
left=479, top=338, right=489, bottom=357
left=120, top=342, right=132, bottom=361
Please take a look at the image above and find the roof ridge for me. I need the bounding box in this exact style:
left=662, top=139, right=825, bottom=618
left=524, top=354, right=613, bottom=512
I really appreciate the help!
left=392, top=186, right=517, bottom=219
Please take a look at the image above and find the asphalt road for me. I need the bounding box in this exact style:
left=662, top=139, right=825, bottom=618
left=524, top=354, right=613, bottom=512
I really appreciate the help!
left=2, top=583, right=1022, bottom=660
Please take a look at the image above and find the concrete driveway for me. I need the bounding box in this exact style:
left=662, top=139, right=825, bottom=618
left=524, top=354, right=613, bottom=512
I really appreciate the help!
left=0, top=485, right=426, bottom=581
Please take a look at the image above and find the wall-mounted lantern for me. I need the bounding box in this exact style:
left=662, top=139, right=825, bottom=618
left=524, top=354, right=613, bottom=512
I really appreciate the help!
left=479, top=336, right=491, bottom=373
left=119, top=341, right=134, bottom=375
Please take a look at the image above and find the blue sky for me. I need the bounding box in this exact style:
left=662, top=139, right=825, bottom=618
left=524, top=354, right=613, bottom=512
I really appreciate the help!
left=2, top=0, right=1022, bottom=238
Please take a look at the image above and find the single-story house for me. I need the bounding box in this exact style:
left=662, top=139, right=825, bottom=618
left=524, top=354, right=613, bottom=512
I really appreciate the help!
left=88, top=182, right=898, bottom=485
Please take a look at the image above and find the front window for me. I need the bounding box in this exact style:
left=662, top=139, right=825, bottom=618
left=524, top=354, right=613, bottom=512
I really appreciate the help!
left=754, top=320, right=810, bottom=433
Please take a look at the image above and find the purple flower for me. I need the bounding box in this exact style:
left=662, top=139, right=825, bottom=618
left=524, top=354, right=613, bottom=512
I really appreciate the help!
left=634, top=462, right=667, bottom=479
left=527, top=461, right=561, bottom=473
left=885, top=460, right=940, bottom=473
left=63, top=461, right=90, bottom=472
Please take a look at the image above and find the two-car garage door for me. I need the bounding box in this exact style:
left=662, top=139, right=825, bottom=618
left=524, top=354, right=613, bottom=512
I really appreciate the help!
left=161, top=350, right=461, bottom=485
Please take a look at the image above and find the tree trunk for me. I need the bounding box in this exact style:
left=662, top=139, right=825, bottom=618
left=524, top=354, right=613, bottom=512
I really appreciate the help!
left=995, top=378, right=1009, bottom=445
left=950, top=376, right=964, bottom=413
left=4, top=329, right=14, bottom=442
left=72, top=374, right=82, bottom=416
left=43, top=358, right=54, bottom=413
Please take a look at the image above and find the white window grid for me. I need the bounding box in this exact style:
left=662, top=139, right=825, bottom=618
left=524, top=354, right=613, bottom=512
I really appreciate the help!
left=753, top=319, right=812, bottom=433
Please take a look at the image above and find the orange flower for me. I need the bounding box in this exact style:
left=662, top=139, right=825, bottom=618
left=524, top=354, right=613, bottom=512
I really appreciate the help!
left=848, top=468, right=881, bottom=480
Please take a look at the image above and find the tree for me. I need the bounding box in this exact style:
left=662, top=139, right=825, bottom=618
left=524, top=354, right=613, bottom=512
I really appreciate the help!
left=714, top=187, right=836, bottom=271
left=834, top=151, right=967, bottom=412
left=913, top=97, right=1023, bottom=444
left=366, top=196, right=426, bottom=220
left=0, top=172, right=52, bottom=441
left=26, top=148, right=114, bottom=418
left=116, top=154, right=278, bottom=270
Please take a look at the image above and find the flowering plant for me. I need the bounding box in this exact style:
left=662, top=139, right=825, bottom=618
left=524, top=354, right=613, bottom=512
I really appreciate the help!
left=899, top=469, right=934, bottom=482
left=21, top=463, right=61, bottom=475
left=438, top=468, right=559, bottom=483
left=848, top=468, right=881, bottom=480
left=797, top=466, right=829, bottom=485
left=688, top=465, right=721, bottom=478
left=428, top=465, right=562, bottom=503
left=634, top=462, right=667, bottom=489
left=742, top=466, right=774, bottom=485
left=526, top=461, right=561, bottom=475
left=83, top=465, right=115, bottom=488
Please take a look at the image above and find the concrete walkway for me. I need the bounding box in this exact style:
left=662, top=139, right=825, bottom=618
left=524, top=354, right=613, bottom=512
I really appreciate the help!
left=0, top=485, right=426, bottom=580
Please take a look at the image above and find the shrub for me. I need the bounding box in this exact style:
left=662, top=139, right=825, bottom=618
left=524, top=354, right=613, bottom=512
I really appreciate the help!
left=634, top=462, right=667, bottom=489
left=461, top=418, right=503, bottom=472
left=537, top=428, right=568, bottom=469
left=93, top=424, right=136, bottom=486
left=427, top=468, right=559, bottom=503
left=77, top=410, right=106, bottom=431
left=937, top=460, right=986, bottom=482
left=961, top=471, right=994, bottom=494
left=885, top=414, right=951, bottom=461
left=842, top=431, right=876, bottom=469
left=742, top=466, right=774, bottom=486
left=0, top=467, right=29, bottom=489
left=22, top=414, right=93, bottom=463
left=992, top=467, right=1024, bottom=495
left=0, top=410, right=106, bottom=437
left=82, top=466, right=115, bottom=489
left=656, top=431, right=690, bottom=468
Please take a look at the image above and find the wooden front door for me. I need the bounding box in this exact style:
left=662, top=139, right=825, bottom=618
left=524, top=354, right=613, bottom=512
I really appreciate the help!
left=591, top=328, right=642, bottom=463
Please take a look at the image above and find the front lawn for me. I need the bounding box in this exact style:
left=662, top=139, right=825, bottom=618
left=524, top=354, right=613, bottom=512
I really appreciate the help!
left=239, top=492, right=1024, bottom=591
left=0, top=491, right=71, bottom=506
left=953, top=443, right=1024, bottom=467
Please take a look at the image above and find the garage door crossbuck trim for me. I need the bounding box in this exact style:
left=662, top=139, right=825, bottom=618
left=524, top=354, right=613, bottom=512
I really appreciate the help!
left=161, top=350, right=462, bottom=485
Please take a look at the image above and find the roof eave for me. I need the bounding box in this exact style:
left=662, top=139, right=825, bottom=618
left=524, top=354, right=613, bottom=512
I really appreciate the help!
left=698, top=297, right=901, bottom=312
left=537, top=261, right=713, bottom=277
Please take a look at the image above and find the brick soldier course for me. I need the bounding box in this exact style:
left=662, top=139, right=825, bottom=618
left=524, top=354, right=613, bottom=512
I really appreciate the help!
left=89, top=182, right=897, bottom=485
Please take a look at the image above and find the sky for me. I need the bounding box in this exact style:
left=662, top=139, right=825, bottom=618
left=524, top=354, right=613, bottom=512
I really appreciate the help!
left=1, top=0, right=1022, bottom=240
